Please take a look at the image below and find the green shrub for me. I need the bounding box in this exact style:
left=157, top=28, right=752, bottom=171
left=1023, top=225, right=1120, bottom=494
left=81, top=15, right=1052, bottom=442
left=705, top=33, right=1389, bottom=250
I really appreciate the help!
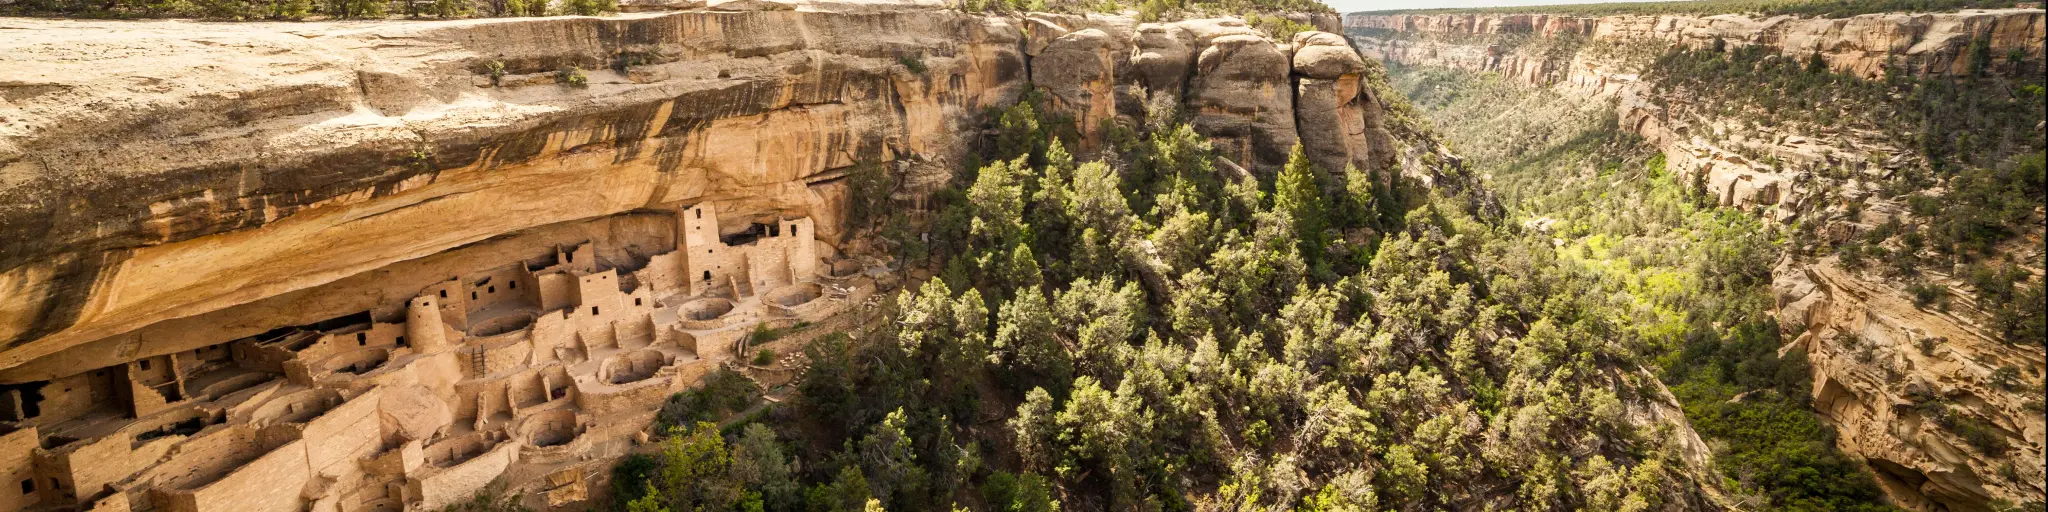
left=192, top=0, right=258, bottom=18
left=1989, top=366, right=2022, bottom=391
left=982, top=471, right=1059, bottom=512
left=1907, top=281, right=1944, bottom=308
left=485, top=60, right=507, bottom=86
left=749, top=321, right=808, bottom=344
left=612, top=51, right=657, bottom=72
left=1246, top=14, right=1311, bottom=42
left=1683, top=395, right=1895, bottom=510
left=503, top=0, right=546, bottom=16
left=1948, top=415, right=2012, bottom=456
left=752, top=348, right=777, bottom=366
left=555, top=67, right=588, bottom=88
left=407, top=148, right=435, bottom=171
left=1991, top=280, right=2045, bottom=346
left=1135, top=0, right=1166, bottom=20
left=325, top=0, right=384, bottom=18
left=897, top=54, right=928, bottom=76
left=561, top=0, right=613, bottom=15
left=609, top=453, right=660, bottom=510
left=1925, top=154, right=2045, bottom=259
left=429, top=0, right=466, bottom=17
left=1968, top=36, right=1994, bottom=76
left=656, top=369, right=761, bottom=429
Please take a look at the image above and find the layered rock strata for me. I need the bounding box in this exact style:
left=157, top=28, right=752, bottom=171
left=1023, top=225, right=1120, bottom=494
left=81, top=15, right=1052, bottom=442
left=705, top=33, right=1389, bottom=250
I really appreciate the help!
left=1349, top=9, right=2046, bottom=78
left=1348, top=9, right=2047, bottom=511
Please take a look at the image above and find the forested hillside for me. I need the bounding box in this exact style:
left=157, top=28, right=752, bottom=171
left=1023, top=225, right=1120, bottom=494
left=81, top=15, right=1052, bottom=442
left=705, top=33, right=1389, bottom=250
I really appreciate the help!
left=1357, top=9, right=2046, bottom=508
left=590, top=73, right=1749, bottom=510
left=599, top=16, right=2041, bottom=512
left=1390, top=65, right=1906, bottom=511
left=401, top=4, right=2045, bottom=511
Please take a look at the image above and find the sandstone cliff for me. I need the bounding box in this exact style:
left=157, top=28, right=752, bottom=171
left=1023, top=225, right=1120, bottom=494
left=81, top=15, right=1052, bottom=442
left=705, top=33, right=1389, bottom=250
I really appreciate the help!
left=1348, top=8, right=2047, bottom=511
left=1349, top=8, right=2045, bottom=78
left=0, top=7, right=1394, bottom=379
left=0, top=7, right=1416, bottom=510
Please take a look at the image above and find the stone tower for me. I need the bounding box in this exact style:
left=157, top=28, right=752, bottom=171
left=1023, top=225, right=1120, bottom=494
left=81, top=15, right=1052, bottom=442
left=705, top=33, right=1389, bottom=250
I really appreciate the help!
left=407, top=294, right=450, bottom=353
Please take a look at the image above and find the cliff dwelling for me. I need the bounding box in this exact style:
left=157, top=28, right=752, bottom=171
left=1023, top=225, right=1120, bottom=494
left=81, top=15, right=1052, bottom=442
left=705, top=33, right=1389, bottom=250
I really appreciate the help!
left=3, top=0, right=2039, bottom=510
left=0, top=205, right=865, bottom=512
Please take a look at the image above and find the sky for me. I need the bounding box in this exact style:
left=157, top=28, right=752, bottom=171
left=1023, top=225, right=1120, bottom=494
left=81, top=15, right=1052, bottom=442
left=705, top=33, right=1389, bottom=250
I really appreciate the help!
left=1326, top=0, right=1671, bottom=14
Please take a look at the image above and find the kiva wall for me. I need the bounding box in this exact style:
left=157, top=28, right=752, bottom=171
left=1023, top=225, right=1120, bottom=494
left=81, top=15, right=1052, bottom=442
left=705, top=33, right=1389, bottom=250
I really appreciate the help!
left=164, top=439, right=311, bottom=512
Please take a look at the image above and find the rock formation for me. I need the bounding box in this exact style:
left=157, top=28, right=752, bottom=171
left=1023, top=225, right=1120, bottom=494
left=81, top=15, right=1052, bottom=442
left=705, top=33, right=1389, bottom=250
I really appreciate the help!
left=1776, top=258, right=2046, bottom=511
left=0, top=6, right=1398, bottom=510
left=1349, top=9, right=2047, bottom=511
left=1291, top=30, right=1373, bottom=176
left=1349, top=9, right=2046, bottom=78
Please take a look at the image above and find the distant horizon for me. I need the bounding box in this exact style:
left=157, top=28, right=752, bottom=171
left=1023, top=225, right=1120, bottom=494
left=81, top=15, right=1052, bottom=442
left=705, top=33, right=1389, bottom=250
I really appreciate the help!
left=1329, top=0, right=1683, bottom=14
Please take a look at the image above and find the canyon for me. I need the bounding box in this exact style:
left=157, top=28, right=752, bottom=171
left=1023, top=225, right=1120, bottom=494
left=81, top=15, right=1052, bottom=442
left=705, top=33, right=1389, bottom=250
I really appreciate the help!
left=1349, top=8, right=2046, bottom=511
left=0, top=4, right=1401, bottom=510
left=2, top=0, right=2041, bottom=510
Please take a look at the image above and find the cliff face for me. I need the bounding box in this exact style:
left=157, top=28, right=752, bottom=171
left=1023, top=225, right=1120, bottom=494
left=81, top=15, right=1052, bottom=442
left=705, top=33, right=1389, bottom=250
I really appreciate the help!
left=0, top=6, right=1411, bottom=510
left=1349, top=9, right=2046, bottom=78
left=1349, top=9, right=2046, bottom=511
left=0, top=10, right=1021, bottom=378
left=0, top=8, right=1393, bottom=379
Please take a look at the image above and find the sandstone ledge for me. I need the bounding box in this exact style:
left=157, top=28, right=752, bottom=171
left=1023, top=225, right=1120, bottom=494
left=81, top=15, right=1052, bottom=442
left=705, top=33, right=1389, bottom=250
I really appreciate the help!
left=1346, top=8, right=2046, bottom=78
left=0, top=9, right=1401, bottom=390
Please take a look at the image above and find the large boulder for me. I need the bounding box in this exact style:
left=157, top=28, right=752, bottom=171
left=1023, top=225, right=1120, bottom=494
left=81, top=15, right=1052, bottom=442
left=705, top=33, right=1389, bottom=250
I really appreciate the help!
left=1129, top=23, right=1193, bottom=98
left=1294, top=77, right=1370, bottom=177
left=1362, top=92, right=1401, bottom=174
left=1291, top=30, right=1372, bottom=175
left=1035, top=29, right=1119, bottom=148
left=1021, top=17, right=1069, bottom=56
left=1290, top=31, right=1365, bottom=79
left=1188, top=32, right=1297, bottom=173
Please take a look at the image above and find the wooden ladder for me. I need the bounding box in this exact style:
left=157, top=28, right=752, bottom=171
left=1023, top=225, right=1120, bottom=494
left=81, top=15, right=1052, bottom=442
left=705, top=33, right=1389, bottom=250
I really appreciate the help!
left=469, top=347, right=486, bottom=377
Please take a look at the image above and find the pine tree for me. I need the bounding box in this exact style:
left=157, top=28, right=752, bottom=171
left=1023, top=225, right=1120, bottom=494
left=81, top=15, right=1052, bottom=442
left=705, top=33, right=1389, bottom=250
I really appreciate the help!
left=1275, top=145, right=1330, bottom=275
left=428, top=0, right=466, bottom=17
